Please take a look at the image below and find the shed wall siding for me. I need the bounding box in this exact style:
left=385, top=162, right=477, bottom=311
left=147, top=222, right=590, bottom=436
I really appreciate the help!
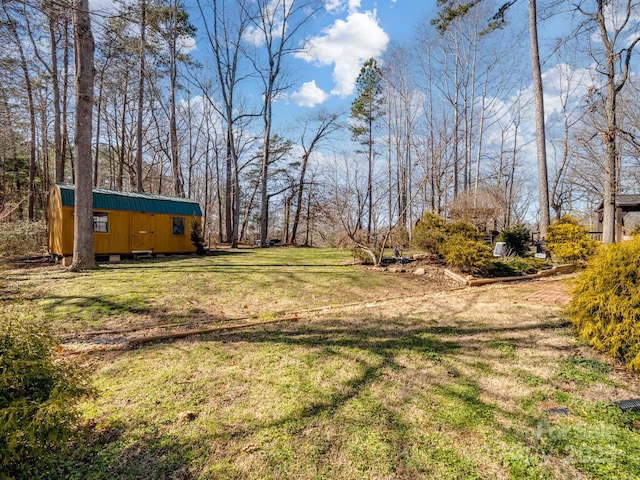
left=48, top=185, right=200, bottom=256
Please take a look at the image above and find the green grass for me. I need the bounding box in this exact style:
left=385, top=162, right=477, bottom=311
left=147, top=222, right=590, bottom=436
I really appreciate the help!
left=3, top=247, right=639, bottom=479
left=556, top=356, right=615, bottom=387
left=13, top=248, right=431, bottom=332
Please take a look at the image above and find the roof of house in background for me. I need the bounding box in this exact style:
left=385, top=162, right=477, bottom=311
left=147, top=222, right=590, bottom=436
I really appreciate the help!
left=55, top=183, right=202, bottom=216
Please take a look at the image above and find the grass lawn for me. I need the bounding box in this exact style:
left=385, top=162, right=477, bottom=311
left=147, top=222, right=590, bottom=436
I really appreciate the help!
left=2, top=248, right=640, bottom=479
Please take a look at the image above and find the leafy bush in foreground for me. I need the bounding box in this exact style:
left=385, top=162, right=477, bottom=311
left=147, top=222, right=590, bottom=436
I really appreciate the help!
left=566, top=238, right=640, bottom=372
left=497, top=224, right=531, bottom=257
left=0, top=306, right=96, bottom=477
left=546, top=216, right=598, bottom=264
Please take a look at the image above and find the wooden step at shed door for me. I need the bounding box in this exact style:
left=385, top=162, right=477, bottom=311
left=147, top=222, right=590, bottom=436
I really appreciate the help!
left=131, top=212, right=154, bottom=253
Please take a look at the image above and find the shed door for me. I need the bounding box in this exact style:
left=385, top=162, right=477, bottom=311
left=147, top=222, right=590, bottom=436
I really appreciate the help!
left=131, top=213, right=154, bottom=252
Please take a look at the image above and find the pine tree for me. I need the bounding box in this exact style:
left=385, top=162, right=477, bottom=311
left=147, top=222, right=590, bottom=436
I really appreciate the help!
left=349, top=58, right=384, bottom=240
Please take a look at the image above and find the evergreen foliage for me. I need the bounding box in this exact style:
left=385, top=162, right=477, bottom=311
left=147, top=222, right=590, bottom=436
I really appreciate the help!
left=497, top=224, right=531, bottom=257
left=0, top=307, right=95, bottom=477
left=487, top=257, right=551, bottom=277
left=567, top=238, right=640, bottom=372
left=349, top=58, right=384, bottom=144
left=412, top=215, right=492, bottom=273
left=445, top=220, right=483, bottom=240
left=190, top=216, right=206, bottom=255
left=546, top=216, right=598, bottom=264
left=440, top=235, right=492, bottom=274
left=411, top=212, right=447, bottom=253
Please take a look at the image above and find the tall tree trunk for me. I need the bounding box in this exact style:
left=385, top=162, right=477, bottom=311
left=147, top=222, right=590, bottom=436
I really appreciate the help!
left=61, top=19, right=71, bottom=182
left=529, top=0, right=550, bottom=238
left=367, top=114, right=373, bottom=241
left=93, top=67, right=104, bottom=187
left=135, top=0, right=146, bottom=192
left=3, top=4, right=37, bottom=220
left=168, top=7, right=183, bottom=197
left=49, top=12, right=63, bottom=185
left=117, top=76, right=128, bottom=191
left=71, top=0, right=96, bottom=270
left=259, top=118, right=271, bottom=247
left=592, top=0, right=639, bottom=243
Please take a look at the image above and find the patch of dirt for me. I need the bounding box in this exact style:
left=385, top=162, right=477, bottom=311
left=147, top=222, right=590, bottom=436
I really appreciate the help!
left=2, top=255, right=55, bottom=269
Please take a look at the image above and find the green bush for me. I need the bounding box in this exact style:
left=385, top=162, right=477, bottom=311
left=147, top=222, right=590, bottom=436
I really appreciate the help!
left=440, top=235, right=492, bottom=274
left=497, top=224, right=531, bottom=257
left=0, top=306, right=96, bottom=477
left=487, top=257, right=552, bottom=277
left=0, top=220, right=47, bottom=257
left=411, top=213, right=446, bottom=253
left=546, top=216, right=598, bottom=264
left=445, top=220, right=483, bottom=240
left=190, top=217, right=206, bottom=255
left=566, top=238, right=640, bottom=372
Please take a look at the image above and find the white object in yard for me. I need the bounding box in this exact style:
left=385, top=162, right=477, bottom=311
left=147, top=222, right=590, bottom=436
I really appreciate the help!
left=493, top=242, right=506, bottom=257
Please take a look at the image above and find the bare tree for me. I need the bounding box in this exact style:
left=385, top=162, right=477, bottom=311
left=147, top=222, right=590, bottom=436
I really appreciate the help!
left=574, top=0, right=640, bottom=243
left=291, top=110, right=341, bottom=245
left=197, top=0, right=254, bottom=246
left=247, top=0, right=322, bottom=247
left=433, top=0, right=551, bottom=237
left=1, top=3, right=37, bottom=220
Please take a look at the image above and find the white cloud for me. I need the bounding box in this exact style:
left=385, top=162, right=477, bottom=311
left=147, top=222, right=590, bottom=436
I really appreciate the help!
left=290, top=81, right=330, bottom=107
left=178, top=35, right=197, bottom=54
left=296, top=10, right=389, bottom=97
left=325, top=0, right=361, bottom=14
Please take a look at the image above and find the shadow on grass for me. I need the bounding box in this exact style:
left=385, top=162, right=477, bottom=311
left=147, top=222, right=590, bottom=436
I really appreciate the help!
left=66, top=316, right=565, bottom=479
left=69, top=326, right=488, bottom=478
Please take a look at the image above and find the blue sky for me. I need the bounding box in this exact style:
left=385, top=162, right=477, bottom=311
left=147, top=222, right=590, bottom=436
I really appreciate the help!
left=180, top=0, right=438, bottom=110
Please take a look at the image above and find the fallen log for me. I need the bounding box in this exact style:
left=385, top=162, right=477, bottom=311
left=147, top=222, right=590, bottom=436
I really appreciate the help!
left=467, top=264, right=577, bottom=287
left=444, top=269, right=469, bottom=285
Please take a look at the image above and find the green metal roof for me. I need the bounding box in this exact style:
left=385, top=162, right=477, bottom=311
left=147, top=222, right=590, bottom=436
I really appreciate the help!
left=57, top=184, right=202, bottom=216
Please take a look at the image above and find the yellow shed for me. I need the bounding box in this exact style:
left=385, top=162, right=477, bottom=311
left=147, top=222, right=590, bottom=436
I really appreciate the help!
left=48, top=183, right=202, bottom=257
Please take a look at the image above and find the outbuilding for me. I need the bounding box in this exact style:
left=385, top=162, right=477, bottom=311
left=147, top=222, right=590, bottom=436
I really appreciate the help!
left=48, top=183, right=202, bottom=258
left=595, top=194, right=640, bottom=242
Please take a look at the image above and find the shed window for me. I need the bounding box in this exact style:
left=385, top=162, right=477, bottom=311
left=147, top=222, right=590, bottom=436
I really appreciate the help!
left=172, top=217, right=185, bottom=235
left=93, top=212, right=109, bottom=233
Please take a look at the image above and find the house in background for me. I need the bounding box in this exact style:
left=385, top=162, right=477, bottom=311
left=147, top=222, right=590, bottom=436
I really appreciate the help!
left=595, top=194, right=640, bottom=242
left=48, top=183, right=202, bottom=259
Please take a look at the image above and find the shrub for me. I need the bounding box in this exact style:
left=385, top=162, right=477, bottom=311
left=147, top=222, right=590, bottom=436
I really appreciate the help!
left=440, top=235, right=492, bottom=274
left=0, top=220, right=47, bottom=257
left=445, top=220, right=483, bottom=240
left=546, top=216, right=598, bottom=264
left=487, top=257, right=552, bottom=277
left=497, top=224, right=531, bottom=257
left=412, top=213, right=446, bottom=253
left=190, top=217, right=206, bottom=255
left=351, top=246, right=378, bottom=265
left=0, top=306, right=96, bottom=477
left=566, top=238, right=640, bottom=372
